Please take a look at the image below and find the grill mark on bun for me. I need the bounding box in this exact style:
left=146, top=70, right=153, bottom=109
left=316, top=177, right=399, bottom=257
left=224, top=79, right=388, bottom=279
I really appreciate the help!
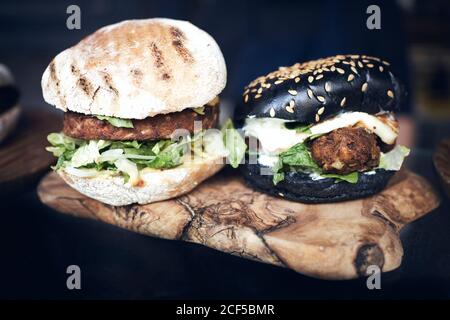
left=77, top=76, right=94, bottom=97
left=170, top=26, right=193, bottom=63
left=130, top=69, right=143, bottom=86
left=48, top=61, right=65, bottom=106
left=102, top=72, right=119, bottom=96
left=150, top=42, right=172, bottom=80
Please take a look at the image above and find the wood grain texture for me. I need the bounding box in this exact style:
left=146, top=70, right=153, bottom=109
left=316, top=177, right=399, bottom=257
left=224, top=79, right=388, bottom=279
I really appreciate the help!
left=38, top=169, right=440, bottom=280
left=0, top=110, right=60, bottom=196
left=433, top=139, right=450, bottom=198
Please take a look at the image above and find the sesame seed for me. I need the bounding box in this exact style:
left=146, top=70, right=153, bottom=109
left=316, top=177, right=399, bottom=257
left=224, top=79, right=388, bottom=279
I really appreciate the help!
left=379, top=66, right=384, bottom=72
left=318, top=106, right=325, bottom=115
left=361, top=82, right=368, bottom=92
left=325, top=82, right=331, bottom=92
left=350, top=61, right=356, bottom=67
left=347, top=74, right=355, bottom=82
left=308, top=76, right=314, bottom=83
left=257, top=87, right=262, bottom=94
left=294, top=77, right=300, bottom=83
left=255, top=94, right=262, bottom=99
left=358, top=61, right=364, bottom=68
left=331, top=66, right=336, bottom=72
left=270, top=108, right=275, bottom=117
left=382, top=60, right=390, bottom=66
left=351, top=66, right=358, bottom=74
left=362, top=59, right=370, bottom=63
left=288, top=89, right=298, bottom=96
left=342, top=61, right=350, bottom=65
left=367, top=63, right=374, bottom=68
left=289, top=100, right=295, bottom=108
left=274, top=80, right=283, bottom=85
left=316, top=74, right=324, bottom=80
left=266, top=83, right=271, bottom=88
left=387, top=90, right=394, bottom=98
left=340, top=97, right=346, bottom=107
left=307, top=89, right=314, bottom=99
left=244, top=95, right=249, bottom=103
left=315, top=114, right=320, bottom=122
left=286, top=106, right=294, bottom=113
left=278, top=192, right=284, bottom=197
left=336, top=67, right=345, bottom=74
left=317, top=96, right=325, bottom=103
left=251, top=88, right=257, bottom=92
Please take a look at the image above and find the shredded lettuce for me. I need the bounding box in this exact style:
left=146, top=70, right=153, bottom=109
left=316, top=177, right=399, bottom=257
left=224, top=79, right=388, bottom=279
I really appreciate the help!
left=46, top=132, right=197, bottom=183
left=96, top=116, right=134, bottom=128
left=379, top=145, right=410, bottom=171
left=114, top=158, right=139, bottom=184
left=222, top=119, right=247, bottom=168
left=46, top=127, right=234, bottom=184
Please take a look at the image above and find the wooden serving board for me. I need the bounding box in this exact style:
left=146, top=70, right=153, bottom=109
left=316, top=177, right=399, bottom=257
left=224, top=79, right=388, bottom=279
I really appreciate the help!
left=0, top=110, right=60, bottom=196
left=38, top=169, right=439, bottom=280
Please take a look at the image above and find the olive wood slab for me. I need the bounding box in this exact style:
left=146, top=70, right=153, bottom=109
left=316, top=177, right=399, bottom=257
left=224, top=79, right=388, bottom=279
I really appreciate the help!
left=37, top=169, right=439, bottom=280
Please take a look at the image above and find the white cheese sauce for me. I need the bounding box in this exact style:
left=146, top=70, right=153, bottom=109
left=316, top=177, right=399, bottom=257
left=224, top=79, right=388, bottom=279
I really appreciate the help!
left=242, top=112, right=398, bottom=154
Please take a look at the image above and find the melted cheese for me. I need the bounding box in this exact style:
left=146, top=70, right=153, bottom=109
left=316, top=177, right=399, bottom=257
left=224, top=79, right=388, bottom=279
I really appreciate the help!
left=243, top=112, right=398, bottom=154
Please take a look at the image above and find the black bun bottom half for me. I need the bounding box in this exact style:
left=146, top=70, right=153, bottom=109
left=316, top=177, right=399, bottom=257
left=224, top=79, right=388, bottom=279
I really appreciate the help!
left=241, top=163, right=395, bottom=204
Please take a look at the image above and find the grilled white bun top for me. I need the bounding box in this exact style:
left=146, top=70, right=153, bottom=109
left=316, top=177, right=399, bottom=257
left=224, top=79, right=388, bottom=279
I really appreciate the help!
left=41, top=18, right=227, bottom=119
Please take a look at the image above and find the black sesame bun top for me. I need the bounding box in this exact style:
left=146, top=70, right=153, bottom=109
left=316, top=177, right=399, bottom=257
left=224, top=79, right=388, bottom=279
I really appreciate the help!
left=237, top=54, right=404, bottom=123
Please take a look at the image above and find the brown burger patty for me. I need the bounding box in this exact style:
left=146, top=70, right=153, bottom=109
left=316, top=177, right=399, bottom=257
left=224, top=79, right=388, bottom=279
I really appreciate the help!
left=63, top=103, right=219, bottom=141
left=310, top=127, right=381, bottom=174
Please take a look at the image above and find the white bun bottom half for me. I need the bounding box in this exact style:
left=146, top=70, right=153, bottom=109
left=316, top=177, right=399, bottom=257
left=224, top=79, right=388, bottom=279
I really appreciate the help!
left=57, top=155, right=225, bottom=206
left=0, top=104, right=20, bottom=143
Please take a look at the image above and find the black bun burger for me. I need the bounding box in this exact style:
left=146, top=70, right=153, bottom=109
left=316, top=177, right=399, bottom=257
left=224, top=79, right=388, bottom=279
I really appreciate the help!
left=237, top=54, right=410, bottom=203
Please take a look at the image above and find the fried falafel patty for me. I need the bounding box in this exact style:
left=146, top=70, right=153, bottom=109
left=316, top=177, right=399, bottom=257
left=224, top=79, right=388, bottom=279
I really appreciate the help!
left=63, top=98, right=220, bottom=141
left=310, top=127, right=381, bottom=175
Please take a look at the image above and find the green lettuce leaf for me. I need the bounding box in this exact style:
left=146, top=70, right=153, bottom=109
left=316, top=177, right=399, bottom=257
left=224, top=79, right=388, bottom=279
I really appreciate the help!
left=222, top=119, right=247, bottom=168
left=46, top=133, right=84, bottom=169
left=284, top=122, right=312, bottom=134
left=271, top=142, right=319, bottom=184
left=96, top=116, right=134, bottom=128
left=193, top=106, right=205, bottom=115
left=379, top=145, right=410, bottom=171
left=321, top=172, right=359, bottom=183
left=272, top=157, right=285, bottom=185
left=278, top=143, right=320, bottom=170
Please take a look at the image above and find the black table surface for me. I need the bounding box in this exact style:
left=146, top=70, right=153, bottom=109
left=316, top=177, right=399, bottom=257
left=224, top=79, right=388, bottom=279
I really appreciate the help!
left=0, top=149, right=449, bottom=300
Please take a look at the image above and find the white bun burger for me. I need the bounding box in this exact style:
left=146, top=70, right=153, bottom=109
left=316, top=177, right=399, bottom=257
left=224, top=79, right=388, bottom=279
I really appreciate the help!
left=42, top=18, right=238, bottom=206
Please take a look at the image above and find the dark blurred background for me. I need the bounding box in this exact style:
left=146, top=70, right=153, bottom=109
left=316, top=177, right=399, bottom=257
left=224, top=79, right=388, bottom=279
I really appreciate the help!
left=1, top=0, right=450, bottom=300
left=1, top=0, right=450, bottom=148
